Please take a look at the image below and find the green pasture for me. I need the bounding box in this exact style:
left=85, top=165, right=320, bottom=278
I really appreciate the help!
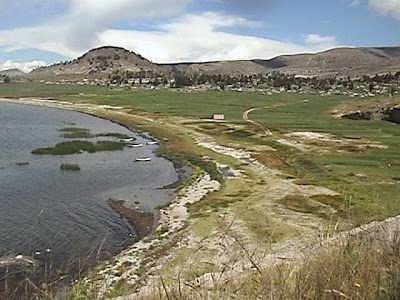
left=250, top=96, right=400, bottom=223
left=0, top=82, right=305, bottom=119
left=1, top=82, right=399, bottom=224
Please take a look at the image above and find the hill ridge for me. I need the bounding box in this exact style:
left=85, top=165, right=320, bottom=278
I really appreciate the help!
left=0, top=68, right=26, bottom=77
left=29, top=45, right=400, bottom=79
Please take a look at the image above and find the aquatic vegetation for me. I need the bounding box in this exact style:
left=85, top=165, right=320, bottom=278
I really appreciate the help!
left=95, top=140, right=127, bottom=151
left=59, top=127, right=92, bottom=138
left=32, top=140, right=125, bottom=155
left=100, top=132, right=132, bottom=139
left=60, top=163, right=81, bottom=171
left=59, top=127, right=132, bottom=140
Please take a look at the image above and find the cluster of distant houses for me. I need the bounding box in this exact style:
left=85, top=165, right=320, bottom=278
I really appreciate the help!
left=28, top=78, right=398, bottom=98
left=4, top=73, right=399, bottom=98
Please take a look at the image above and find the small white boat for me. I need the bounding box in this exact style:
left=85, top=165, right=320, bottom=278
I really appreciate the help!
left=146, top=141, right=157, bottom=145
left=134, top=157, right=151, bottom=162
left=120, top=138, right=135, bottom=142
left=127, top=143, right=143, bottom=148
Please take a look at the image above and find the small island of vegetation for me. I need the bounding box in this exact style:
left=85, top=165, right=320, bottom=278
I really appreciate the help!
left=60, top=163, right=81, bottom=171
left=59, top=127, right=132, bottom=140
left=32, top=140, right=126, bottom=155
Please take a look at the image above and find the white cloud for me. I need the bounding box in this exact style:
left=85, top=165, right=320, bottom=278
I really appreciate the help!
left=163, top=12, right=260, bottom=33
left=304, top=34, right=337, bottom=51
left=69, top=0, right=189, bottom=21
left=98, top=14, right=336, bottom=63
left=368, top=0, right=400, bottom=19
left=0, top=4, right=338, bottom=65
left=64, top=0, right=191, bottom=51
left=0, top=59, right=46, bottom=73
left=0, top=25, right=79, bottom=58
left=347, top=0, right=360, bottom=7
left=99, top=29, right=308, bottom=63
left=0, top=0, right=191, bottom=57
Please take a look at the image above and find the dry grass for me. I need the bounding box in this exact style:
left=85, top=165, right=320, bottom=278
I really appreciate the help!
left=254, top=150, right=286, bottom=168
left=292, top=178, right=314, bottom=185
left=134, top=227, right=400, bottom=300
left=6, top=226, right=398, bottom=300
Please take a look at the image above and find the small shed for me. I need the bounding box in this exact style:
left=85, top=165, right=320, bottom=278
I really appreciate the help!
left=212, top=114, right=225, bottom=120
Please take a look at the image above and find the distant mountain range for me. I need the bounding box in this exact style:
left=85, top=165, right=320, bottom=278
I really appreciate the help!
left=28, top=46, right=400, bottom=79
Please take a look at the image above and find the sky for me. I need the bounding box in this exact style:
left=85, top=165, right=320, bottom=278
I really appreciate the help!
left=0, top=0, right=399, bottom=73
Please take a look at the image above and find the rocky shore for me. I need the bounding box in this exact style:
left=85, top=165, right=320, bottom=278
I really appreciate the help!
left=87, top=173, right=221, bottom=297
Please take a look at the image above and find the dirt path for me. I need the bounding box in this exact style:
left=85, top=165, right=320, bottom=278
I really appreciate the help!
left=243, top=107, right=272, bottom=136
left=242, top=101, right=302, bottom=137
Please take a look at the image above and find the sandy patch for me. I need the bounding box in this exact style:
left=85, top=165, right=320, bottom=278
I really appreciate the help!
left=282, top=131, right=388, bottom=151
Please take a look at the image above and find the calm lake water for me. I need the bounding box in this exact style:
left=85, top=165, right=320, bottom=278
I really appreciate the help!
left=0, top=102, right=178, bottom=274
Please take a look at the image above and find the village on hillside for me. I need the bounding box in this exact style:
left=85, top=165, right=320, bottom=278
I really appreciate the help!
left=2, top=70, right=400, bottom=99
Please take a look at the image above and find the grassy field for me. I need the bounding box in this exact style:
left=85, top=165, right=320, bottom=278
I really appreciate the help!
left=0, top=82, right=301, bottom=119
left=1, top=82, right=399, bottom=224
left=1, top=83, right=399, bottom=299
left=250, top=97, right=400, bottom=224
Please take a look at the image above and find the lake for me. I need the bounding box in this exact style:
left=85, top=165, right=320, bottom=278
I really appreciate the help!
left=0, top=101, right=179, bottom=277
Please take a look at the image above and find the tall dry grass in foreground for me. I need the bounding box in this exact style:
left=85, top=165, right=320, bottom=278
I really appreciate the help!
left=134, top=228, right=400, bottom=300
left=4, top=219, right=398, bottom=300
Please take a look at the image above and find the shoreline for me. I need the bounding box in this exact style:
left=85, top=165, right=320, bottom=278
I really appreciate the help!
left=108, top=200, right=154, bottom=240
left=0, top=97, right=194, bottom=287
left=2, top=97, right=400, bottom=298
left=0, top=98, right=223, bottom=296
left=0, top=96, right=186, bottom=228
left=90, top=172, right=221, bottom=297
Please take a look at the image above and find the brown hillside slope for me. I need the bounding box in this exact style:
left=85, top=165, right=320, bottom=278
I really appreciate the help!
left=28, top=46, right=400, bottom=79
left=29, top=46, right=163, bottom=79
left=255, top=47, right=400, bottom=77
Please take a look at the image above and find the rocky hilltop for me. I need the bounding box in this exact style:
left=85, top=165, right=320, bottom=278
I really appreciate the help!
left=30, top=46, right=162, bottom=79
left=29, top=46, right=400, bottom=79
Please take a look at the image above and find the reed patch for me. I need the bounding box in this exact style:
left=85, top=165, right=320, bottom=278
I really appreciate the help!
left=32, top=140, right=126, bottom=155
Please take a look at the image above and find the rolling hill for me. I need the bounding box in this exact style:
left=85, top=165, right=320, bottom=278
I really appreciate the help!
left=0, top=68, right=26, bottom=77
left=28, top=46, right=400, bottom=79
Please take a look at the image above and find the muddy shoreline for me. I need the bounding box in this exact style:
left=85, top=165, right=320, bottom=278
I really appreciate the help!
left=109, top=200, right=154, bottom=240
left=159, top=160, right=190, bottom=189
